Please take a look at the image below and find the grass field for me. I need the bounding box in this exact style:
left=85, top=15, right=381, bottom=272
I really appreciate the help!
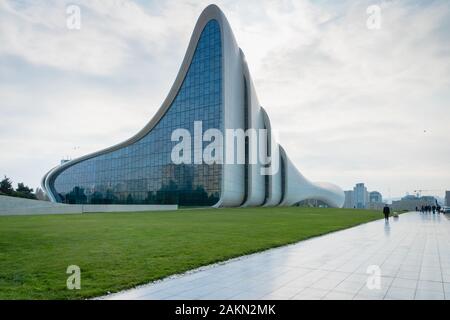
left=0, top=207, right=382, bottom=299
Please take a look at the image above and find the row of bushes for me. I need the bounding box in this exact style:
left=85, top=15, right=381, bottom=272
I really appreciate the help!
left=0, top=176, right=38, bottom=200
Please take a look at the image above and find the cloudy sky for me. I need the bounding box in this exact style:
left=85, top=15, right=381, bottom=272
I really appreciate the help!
left=1, top=0, right=449, bottom=199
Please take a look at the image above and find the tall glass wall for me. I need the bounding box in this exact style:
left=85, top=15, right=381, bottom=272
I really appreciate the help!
left=51, top=20, right=223, bottom=206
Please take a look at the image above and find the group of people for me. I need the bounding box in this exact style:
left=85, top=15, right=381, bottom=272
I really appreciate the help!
left=382, top=204, right=442, bottom=221
left=417, top=205, right=441, bottom=214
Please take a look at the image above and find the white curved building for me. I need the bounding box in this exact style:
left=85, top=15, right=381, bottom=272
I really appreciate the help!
left=42, top=5, right=344, bottom=208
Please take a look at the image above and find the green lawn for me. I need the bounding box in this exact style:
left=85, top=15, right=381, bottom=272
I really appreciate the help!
left=0, top=207, right=382, bottom=299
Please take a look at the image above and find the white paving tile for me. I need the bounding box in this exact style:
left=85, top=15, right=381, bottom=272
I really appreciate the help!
left=101, top=212, right=450, bottom=300
left=357, top=286, right=389, bottom=298
left=415, top=290, right=445, bottom=300
left=385, top=287, right=416, bottom=300
left=292, top=288, right=329, bottom=300
left=443, top=282, right=450, bottom=294
left=417, top=280, right=444, bottom=292
left=396, top=270, right=420, bottom=280
left=353, top=293, right=384, bottom=300
left=262, top=285, right=306, bottom=300
left=334, top=280, right=365, bottom=294
left=391, top=278, right=418, bottom=290
left=323, top=291, right=356, bottom=300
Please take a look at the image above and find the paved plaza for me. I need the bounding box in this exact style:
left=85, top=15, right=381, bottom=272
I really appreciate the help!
left=104, top=212, right=450, bottom=300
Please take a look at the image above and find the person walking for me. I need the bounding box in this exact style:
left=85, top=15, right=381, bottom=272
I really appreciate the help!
left=383, top=204, right=391, bottom=221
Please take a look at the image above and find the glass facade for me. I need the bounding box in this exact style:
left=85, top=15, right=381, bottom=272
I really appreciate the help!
left=51, top=20, right=223, bottom=206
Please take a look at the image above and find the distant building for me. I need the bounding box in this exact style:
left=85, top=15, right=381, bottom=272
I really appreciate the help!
left=354, top=183, right=369, bottom=209
left=344, top=184, right=383, bottom=210
left=446, top=191, right=450, bottom=207
left=391, top=195, right=437, bottom=211
left=369, top=191, right=382, bottom=203
left=367, top=191, right=383, bottom=210
left=344, top=191, right=354, bottom=208
left=367, top=202, right=385, bottom=211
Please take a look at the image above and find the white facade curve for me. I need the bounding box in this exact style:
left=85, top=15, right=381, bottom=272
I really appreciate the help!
left=42, top=4, right=344, bottom=208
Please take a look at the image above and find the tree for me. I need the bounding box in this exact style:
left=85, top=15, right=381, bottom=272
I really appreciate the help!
left=16, top=182, right=36, bottom=199
left=0, top=176, right=13, bottom=195
left=0, top=176, right=39, bottom=200
left=17, top=182, right=33, bottom=194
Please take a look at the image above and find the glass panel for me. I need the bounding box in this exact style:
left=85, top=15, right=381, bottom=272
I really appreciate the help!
left=52, top=20, right=222, bottom=206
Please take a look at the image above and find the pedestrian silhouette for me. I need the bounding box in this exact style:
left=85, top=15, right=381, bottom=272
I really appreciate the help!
left=383, top=204, right=390, bottom=221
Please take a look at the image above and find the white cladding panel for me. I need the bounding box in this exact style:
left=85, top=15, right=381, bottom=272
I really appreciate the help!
left=279, top=152, right=345, bottom=208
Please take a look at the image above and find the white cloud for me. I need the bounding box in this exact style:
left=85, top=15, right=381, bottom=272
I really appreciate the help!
left=0, top=0, right=201, bottom=75
left=228, top=0, right=450, bottom=196
left=0, top=0, right=449, bottom=198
